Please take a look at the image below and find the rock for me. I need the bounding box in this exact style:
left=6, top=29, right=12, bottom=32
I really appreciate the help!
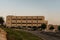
left=0, top=28, right=7, bottom=40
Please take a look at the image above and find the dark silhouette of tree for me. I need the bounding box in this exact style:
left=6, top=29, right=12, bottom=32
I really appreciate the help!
left=28, top=26, right=31, bottom=28
left=0, top=17, right=4, bottom=26
left=49, top=25, right=54, bottom=30
left=38, top=26, right=41, bottom=28
left=58, top=26, right=60, bottom=31
left=32, top=26, right=37, bottom=31
left=16, top=26, right=22, bottom=29
left=41, top=23, right=47, bottom=30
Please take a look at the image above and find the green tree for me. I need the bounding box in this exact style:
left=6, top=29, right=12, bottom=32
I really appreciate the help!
left=41, top=23, right=47, bottom=30
left=32, top=26, right=37, bottom=31
left=0, top=17, right=4, bottom=26
left=58, top=26, right=60, bottom=31
left=49, top=25, right=54, bottom=30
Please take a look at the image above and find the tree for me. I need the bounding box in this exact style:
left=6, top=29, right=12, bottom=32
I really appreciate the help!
left=28, top=26, right=31, bottom=28
left=0, top=17, right=4, bottom=26
left=40, top=23, right=47, bottom=30
left=38, top=26, right=41, bottom=28
left=58, top=26, right=60, bottom=31
left=17, top=26, right=22, bottom=29
left=32, top=26, right=37, bottom=31
left=49, top=25, right=54, bottom=30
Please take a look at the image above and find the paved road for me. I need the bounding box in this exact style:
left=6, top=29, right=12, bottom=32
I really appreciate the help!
left=15, top=29, right=60, bottom=40
left=23, top=30, right=60, bottom=40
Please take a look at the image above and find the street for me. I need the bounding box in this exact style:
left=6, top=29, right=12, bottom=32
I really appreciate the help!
left=23, top=30, right=60, bottom=40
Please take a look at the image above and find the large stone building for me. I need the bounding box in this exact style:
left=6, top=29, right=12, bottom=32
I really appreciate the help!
left=6, top=15, right=48, bottom=28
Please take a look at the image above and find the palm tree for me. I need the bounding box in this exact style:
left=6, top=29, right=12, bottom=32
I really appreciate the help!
left=0, top=17, right=4, bottom=26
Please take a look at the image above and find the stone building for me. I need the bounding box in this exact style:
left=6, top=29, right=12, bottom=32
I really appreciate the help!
left=6, top=15, right=48, bottom=29
left=47, top=24, right=58, bottom=32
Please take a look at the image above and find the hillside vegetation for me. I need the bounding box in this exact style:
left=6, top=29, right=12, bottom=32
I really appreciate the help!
left=3, top=28, right=43, bottom=40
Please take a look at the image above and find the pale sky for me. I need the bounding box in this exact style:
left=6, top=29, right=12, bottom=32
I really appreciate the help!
left=0, top=0, right=60, bottom=25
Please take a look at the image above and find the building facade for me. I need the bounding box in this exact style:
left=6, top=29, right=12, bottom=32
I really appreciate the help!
left=6, top=15, right=48, bottom=28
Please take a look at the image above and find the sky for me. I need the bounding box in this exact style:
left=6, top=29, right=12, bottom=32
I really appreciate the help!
left=0, top=0, right=60, bottom=25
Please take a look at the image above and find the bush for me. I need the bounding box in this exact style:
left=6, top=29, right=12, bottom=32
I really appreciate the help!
left=40, top=23, right=47, bottom=30
left=32, top=26, right=37, bottom=31
left=49, top=25, right=54, bottom=30
left=16, top=26, right=22, bottom=29
left=3, top=28, right=42, bottom=40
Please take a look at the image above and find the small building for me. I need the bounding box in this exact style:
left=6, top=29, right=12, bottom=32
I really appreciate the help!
left=47, top=24, right=58, bottom=32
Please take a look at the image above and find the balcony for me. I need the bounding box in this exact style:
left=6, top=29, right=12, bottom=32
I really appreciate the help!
left=22, top=24, right=26, bottom=26
left=17, top=16, right=21, bottom=20
left=6, top=16, right=11, bottom=19
left=27, top=24, right=32, bottom=26
left=17, top=24, right=21, bottom=26
left=32, top=20, right=37, bottom=23
left=33, top=16, right=37, bottom=20
left=27, top=16, right=32, bottom=20
left=37, top=24, right=41, bottom=26
left=38, top=16, right=44, bottom=20
left=21, top=16, right=27, bottom=20
left=16, top=23, right=21, bottom=24
left=12, top=16, right=17, bottom=20
left=32, top=24, right=37, bottom=26
left=11, top=24, right=16, bottom=27
left=21, top=20, right=26, bottom=23
left=11, top=20, right=16, bottom=23
left=38, top=20, right=48, bottom=24
left=27, top=20, right=32, bottom=23
left=17, top=20, right=21, bottom=23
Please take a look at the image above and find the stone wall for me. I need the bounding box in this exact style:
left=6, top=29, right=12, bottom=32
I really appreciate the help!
left=0, top=28, right=7, bottom=40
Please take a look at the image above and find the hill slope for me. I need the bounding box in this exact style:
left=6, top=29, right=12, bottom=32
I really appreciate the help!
left=4, top=28, right=43, bottom=40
